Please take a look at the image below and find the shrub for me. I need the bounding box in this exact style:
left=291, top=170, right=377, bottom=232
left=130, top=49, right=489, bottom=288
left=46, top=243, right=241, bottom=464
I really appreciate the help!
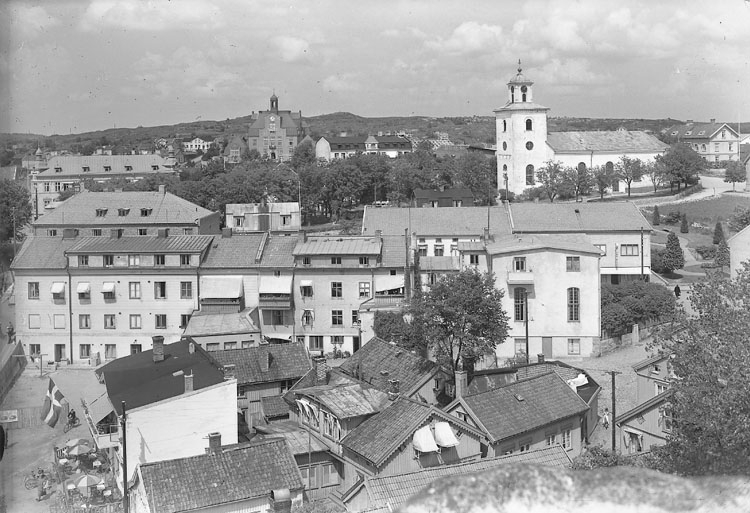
left=695, top=245, right=717, bottom=260
left=664, top=210, right=682, bottom=224
left=680, top=213, right=689, bottom=233
left=713, top=222, right=725, bottom=245
left=652, top=206, right=660, bottom=226
left=651, top=248, right=668, bottom=273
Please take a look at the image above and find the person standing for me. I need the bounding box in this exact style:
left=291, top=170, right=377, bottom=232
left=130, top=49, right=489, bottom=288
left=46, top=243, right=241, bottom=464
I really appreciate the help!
left=674, top=285, right=681, bottom=299
left=602, top=407, right=610, bottom=429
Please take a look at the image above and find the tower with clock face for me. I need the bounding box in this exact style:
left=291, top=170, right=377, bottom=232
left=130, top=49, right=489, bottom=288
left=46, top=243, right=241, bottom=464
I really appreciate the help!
left=495, top=62, right=550, bottom=195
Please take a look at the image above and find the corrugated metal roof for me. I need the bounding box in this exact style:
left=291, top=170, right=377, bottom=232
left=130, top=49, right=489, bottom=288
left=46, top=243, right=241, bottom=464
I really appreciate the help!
left=510, top=202, right=651, bottom=233
left=293, top=236, right=381, bottom=256
left=362, top=206, right=512, bottom=237
left=546, top=131, right=668, bottom=153
left=67, top=235, right=214, bottom=253
left=183, top=309, right=259, bottom=337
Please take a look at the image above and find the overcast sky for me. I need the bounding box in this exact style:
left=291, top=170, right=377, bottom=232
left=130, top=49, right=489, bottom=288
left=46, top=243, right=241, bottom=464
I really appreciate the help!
left=3, top=0, right=750, bottom=136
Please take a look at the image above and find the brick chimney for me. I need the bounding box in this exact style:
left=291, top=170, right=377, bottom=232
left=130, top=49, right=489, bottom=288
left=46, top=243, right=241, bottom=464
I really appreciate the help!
left=152, top=336, right=165, bottom=363
left=312, top=356, right=328, bottom=384
left=270, top=489, right=292, bottom=513
left=158, top=184, right=166, bottom=195
left=184, top=372, right=194, bottom=393
left=387, top=379, right=400, bottom=401
left=537, top=354, right=545, bottom=363
left=223, top=364, right=235, bottom=381
left=455, top=369, right=467, bottom=399
left=206, top=432, right=221, bottom=455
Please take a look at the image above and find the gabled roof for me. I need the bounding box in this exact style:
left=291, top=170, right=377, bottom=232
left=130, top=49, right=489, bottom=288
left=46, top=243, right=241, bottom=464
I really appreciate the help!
left=37, top=154, right=170, bottom=178
left=296, top=383, right=391, bottom=419
left=455, top=372, right=589, bottom=443
left=494, top=101, right=549, bottom=112
left=261, top=395, right=291, bottom=418
left=546, top=131, right=668, bottom=153
left=257, top=235, right=297, bottom=267
left=293, top=235, right=382, bottom=256
left=33, top=190, right=215, bottom=227
left=633, top=353, right=670, bottom=372
left=485, top=233, right=600, bottom=256
left=363, top=446, right=571, bottom=510
left=380, top=235, right=407, bottom=267
left=321, top=135, right=368, bottom=146
left=96, top=339, right=225, bottom=416
left=337, top=338, right=442, bottom=396
left=509, top=202, right=651, bottom=233
left=139, top=438, right=303, bottom=513
left=361, top=205, right=512, bottom=237
left=615, top=389, right=673, bottom=425
left=254, top=421, right=329, bottom=454
left=66, top=235, right=214, bottom=254
left=10, top=236, right=78, bottom=270
left=183, top=309, right=259, bottom=337
left=341, top=397, right=483, bottom=468
left=667, top=122, right=738, bottom=140
left=201, top=233, right=266, bottom=268
left=209, top=343, right=310, bottom=386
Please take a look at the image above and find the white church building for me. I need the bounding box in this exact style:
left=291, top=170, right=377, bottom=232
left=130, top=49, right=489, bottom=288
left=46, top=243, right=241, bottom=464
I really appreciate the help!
left=496, top=63, right=669, bottom=195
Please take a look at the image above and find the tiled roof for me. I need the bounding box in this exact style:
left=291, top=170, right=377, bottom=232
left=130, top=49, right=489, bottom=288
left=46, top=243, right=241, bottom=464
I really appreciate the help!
left=183, top=308, right=259, bottom=337
left=632, top=353, right=669, bottom=372
left=380, top=235, right=407, bottom=267
left=615, top=389, right=673, bottom=425
left=254, top=421, right=329, bottom=454
left=248, top=110, right=306, bottom=136
left=299, top=383, right=391, bottom=419
left=139, top=438, right=303, bottom=513
left=666, top=122, right=736, bottom=140
left=209, top=343, right=310, bottom=385
left=66, top=234, right=214, bottom=254
left=459, top=372, right=589, bottom=443
left=201, top=233, right=266, bottom=268
left=293, top=235, right=381, bottom=256
left=361, top=206, right=512, bottom=238
left=33, top=190, right=215, bottom=227
left=513, top=362, right=601, bottom=405
left=338, top=338, right=441, bottom=396
left=96, top=339, right=226, bottom=416
left=258, top=235, right=297, bottom=267
left=364, top=446, right=571, bottom=510
left=261, top=395, right=291, bottom=418
left=509, top=202, right=651, bottom=233
left=485, top=234, right=601, bottom=255
left=10, top=237, right=78, bottom=270
left=546, top=131, right=668, bottom=153
left=322, top=136, right=368, bottom=146
left=37, top=154, right=170, bottom=178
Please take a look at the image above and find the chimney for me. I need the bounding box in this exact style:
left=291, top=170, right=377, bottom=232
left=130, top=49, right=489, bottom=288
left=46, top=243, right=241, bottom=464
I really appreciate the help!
left=260, top=350, right=271, bottom=372
left=298, top=231, right=308, bottom=244
left=483, top=227, right=490, bottom=241
left=221, top=227, right=232, bottom=238
left=312, top=356, right=328, bottom=384
left=189, top=341, right=195, bottom=354
left=387, top=379, right=400, bottom=400
left=710, top=118, right=716, bottom=124
left=184, top=372, right=194, bottom=392
left=206, top=432, right=221, bottom=455
left=223, top=364, right=235, bottom=381
left=159, top=184, right=166, bottom=195
left=152, top=336, right=165, bottom=362
left=537, top=353, right=545, bottom=363
left=455, top=369, right=467, bottom=399
left=270, top=489, right=292, bottom=513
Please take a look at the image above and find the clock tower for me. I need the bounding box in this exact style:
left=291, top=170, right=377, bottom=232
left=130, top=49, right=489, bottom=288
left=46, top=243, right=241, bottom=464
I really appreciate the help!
left=495, top=61, right=550, bottom=195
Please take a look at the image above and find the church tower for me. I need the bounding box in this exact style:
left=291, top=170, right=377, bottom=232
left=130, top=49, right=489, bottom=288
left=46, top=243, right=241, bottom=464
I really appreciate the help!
left=495, top=61, right=550, bottom=195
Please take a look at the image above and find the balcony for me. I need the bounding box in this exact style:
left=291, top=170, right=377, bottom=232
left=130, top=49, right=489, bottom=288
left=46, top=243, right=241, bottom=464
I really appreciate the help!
left=507, top=270, right=534, bottom=285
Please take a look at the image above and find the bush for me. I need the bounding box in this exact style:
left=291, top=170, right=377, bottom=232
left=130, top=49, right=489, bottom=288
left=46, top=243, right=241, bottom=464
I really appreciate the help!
left=518, top=186, right=547, bottom=202
left=680, top=213, right=689, bottom=233
left=713, top=222, right=725, bottom=245
left=664, top=210, right=682, bottom=224
left=651, top=248, right=668, bottom=274
left=695, top=245, right=717, bottom=260
left=498, top=189, right=516, bottom=202
left=652, top=206, right=660, bottom=226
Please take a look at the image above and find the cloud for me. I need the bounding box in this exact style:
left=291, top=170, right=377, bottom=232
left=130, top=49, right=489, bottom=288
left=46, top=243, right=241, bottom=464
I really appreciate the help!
left=9, top=5, right=61, bottom=38
left=425, top=21, right=503, bottom=56
left=322, top=73, right=360, bottom=93
left=274, top=36, right=311, bottom=63
left=79, top=0, right=223, bottom=31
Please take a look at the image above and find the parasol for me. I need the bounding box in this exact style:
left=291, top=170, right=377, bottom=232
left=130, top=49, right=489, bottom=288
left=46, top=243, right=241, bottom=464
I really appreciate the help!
left=72, top=473, right=103, bottom=496
left=65, top=438, right=92, bottom=448
left=67, top=444, right=93, bottom=456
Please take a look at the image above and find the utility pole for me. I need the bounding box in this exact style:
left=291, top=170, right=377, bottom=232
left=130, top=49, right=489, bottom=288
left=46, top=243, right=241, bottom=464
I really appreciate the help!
left=524, top=293, right=530, bottom=364
left=606, top=371, right=621, bottom=452
left=640, top=226, right=644, bottom=280
left=121, top=401, right=128, bottom=513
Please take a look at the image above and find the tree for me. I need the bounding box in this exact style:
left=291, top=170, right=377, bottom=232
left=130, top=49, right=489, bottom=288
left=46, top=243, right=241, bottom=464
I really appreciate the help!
left=724, top=160, right=746, bottom=191
left=662, top=231, right=685, bottom=273
left=615, top=155, right=644, bottom=197
left=729, top=206, right=750, bottom=233
left=560, top=164, right=593, bottom=202
left=652, top=206, right=661, bottom=226
left=680, top=213, right=689, bottom=234
left=651, top=264, right=750, bottom=475
left=535, top=160, right=565, bottom=202
left=0, top=179, right=32, bottom=243
left=601, top=281, right=675, bottom=336
left=655, top=144, right=705, bottom=191
left=406, top=268, right=509, bottom=376
left=592, top=164, right=613, bottom=199
left=713, top=222, right=725, bottom=245
left=715, top=238, right=730, bottom=270
left=645, top=159, right=669, bottom=192
left=290, top=140, right=317, bottom=172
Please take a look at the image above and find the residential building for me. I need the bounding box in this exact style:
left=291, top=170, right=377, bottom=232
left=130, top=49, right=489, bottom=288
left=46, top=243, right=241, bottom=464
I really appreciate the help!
left=130, top=436, right=303, bottom=513
left=247, top=94, right=310, bottom=161
left=496, top=63, right=668, bottom=195
left=226, top=201, right=301, bottom=233
left=445, top=371, right=590, bottom=458
left=411, top=188, right=474, bottom=208
left=181, top=136, right=216, bottom=153
left=666, top=120, right=741, bottom=163
left=728, top=223, right=750, bottom=278
left=31, top=186, right=221, bottom=236
left=315, top=136, right=367, bottom=160
left=31, top=154, right=175, bottom=209
left=364, top=134, right=412, bottom=158
left=222, top=134, right=249, bottom=164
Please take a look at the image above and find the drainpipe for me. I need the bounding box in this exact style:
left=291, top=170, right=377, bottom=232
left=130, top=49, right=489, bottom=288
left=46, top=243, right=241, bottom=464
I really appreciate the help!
left=65, top=250, right=73, bottom=364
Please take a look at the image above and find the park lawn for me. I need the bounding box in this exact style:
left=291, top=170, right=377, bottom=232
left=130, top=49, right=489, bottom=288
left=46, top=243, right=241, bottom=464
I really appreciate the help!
left=644, top=195, right=750, bottom=226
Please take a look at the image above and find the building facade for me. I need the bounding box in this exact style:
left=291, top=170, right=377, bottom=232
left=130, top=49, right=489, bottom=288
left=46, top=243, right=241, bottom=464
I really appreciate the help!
left=666, top=121, right=741, bottom=163
left=247, top=94, right=310, bottom=162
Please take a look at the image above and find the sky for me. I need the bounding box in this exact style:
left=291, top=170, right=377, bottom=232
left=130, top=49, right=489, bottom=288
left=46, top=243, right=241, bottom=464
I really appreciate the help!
left=2, top=0, right=750, bottom=136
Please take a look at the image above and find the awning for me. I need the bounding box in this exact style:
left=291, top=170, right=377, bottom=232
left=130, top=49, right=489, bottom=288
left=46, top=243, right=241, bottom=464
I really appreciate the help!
left=434, top=422, right=460, bottom=448
left=50, top=282, right=66, bottom=294
left=299, top=280, right=313, bottom=288
left=76, top=282, right=91, bottom=294
left=259, top=275, right=293, bottom=295
left=101, top=282, right=115, bottom=293
left=374, top=275, right=403, bottom=293
left=413, top=425, right=439, bottom=453
left=202, top=276, right=244, bottom=299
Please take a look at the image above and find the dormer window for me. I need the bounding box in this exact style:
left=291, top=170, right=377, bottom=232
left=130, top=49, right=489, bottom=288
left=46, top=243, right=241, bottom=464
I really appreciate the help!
left=118, top=208, right=130, bottom=216
left=82, top=166, right=90, bottom=172
left=95, top=208, right=107, bottom=217
left=151, top=165, right=159, bottom=171
left=684, top=131, right=692, bottom=136
left=698, top=131, right=705, bottom=135
left=671, top=131, right=678, bottom=136
left=54, top=167, right=62, bottom=173
left=140, top=208, right=152, bottom=217
left=125, top=165, right=133, bottom=171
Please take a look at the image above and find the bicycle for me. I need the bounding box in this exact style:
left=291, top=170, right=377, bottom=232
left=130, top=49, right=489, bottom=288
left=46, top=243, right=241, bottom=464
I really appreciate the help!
left=63, top=416, right=81, bottom=433
left=23, top=467, right=49, bottom=490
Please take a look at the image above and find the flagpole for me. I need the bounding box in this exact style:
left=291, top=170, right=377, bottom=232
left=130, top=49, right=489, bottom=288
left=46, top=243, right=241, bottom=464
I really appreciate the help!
left=121, top=401, right=128, bottom=513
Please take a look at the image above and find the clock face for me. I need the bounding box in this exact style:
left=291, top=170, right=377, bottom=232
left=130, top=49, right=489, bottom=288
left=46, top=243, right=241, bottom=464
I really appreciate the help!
left=269, top=116, right=276, bottom=122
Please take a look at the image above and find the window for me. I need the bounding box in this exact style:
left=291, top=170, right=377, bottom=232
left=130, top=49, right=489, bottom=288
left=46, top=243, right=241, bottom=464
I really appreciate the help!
left=118, top=208, right=130, bottom=217
left=137, top=228, right=148, bottom=236
left=567, top=287, right=580, bottom=322
left=80, top=344, right=91, bottom=358
left=309, top=336, right=324, bottom=351
left=513, top=257, right=526, bottom=271
left=302, top=256, right=311, bottom=266
left=130, top=344, right=142, bottom=354
left=155, top=314, right=167, bottom=329
left=566, top=256, right=580, bottom=272
left=514, top=288, right=527, bottom=322
left=128, top=254, right=140, bottom=267
left=224, top=341, right=237, bottom=350
left=525, top=164, right=535, bottom=185
left=418, top=245, right=427, bottom=257
left=561, top=429, right=572, bottom=450
left=78, top=314, right=91, bottom=329
left=154, top=282, right=166, bottom=299
left=359, top=256, right=370, bottom=266
left=322, top=411, right=342, bottom=441
left=546, top=433, right=557, bottom=446
left=183, top=228, right=193, bottom=235
left=180, top=254, right=191, bottom=267
left=125, top=165, right=133, bottom=171
left=621, top=244, right=638, bottom=256
left=47, top=229, right=57, bottom=236
left=503, top=120, right=507, bottom=132
left=469, top=254, right=479, bottom=265
left=206, top=343, right=220, bottom=352
left=351, top=310, right=359, bottom=325
left=28, top=282, right=40, bottom=299
left=595, top=244, right=606, bottom=255
left=729, top=142, right=733, bottom=152
left=92, top=228, right=102, bottom=236
left=104, top=315, right=116, bottom=329
left=568, top=338, right=581, bottom=355
left=302, top=310, right=314, bottom=326
left=660, top=406, right=674, bottom=432
left=104, top=166, right=111, bottom=172
left=102, top=284, right=115, bottom=300
left=358, top=282, right=370, bottom=298
left=514, top=338, right=526, bottom=356
left=180, top=314, right=191, bottom=328
left=151, top=165, right=159, bottom=171
left=655, top=382, right=669, bottom=395
left=55, top=182, right=61, bottom=192
left=301, top=284, right=313, bottom=297
left=234, top=216, right=244, bottom=227
left=103, top=255, right=114, bottom=267
left=332, top=335, right=344, bottom=347
left=52, top=283, right=66, bottom=301
left=78, top=255, right=89, bottom=267
left=28, top=314, right=41, bottom=329
left=434, top=244, right=444, bottom=256
left=331, top=257, right=342, bottom=265
left=129, top=282, right=141, bottom=299
left=331, top=282, right=342, bottom=298
left=130, top=314, right=141, bottom=329
left=180, top=281, right=193, bottom=299
left=332, top=310, right=343, bottom=325
left=140, top=208, right=152, bottom=217
left=519, top=440, right=531, bottom=452
left=105, top=344, right=117, bottom=359
left=272, top=310, right=284, bottom=326
left=526, top=141, right=534, bottom=150
left=714, top=142, right=720, bottom=152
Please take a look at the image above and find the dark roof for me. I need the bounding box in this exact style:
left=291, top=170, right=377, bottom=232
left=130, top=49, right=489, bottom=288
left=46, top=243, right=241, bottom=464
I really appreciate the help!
left=632, top=353, right=669, bottom=372
left=201, top=233, right=266, bottom=268
left=380, top=235, right=407, bottom=267
left=361, top=205, right=512, bottom=237
left=258, top=235, right=297, bottom=267
left=509, top=202, right=651, bottom=233
left=616, top=389, right=673, bottom=425
left=10, top=237, right=78, bottom=270
left=139, top=438, right=303, bottom=513
left=458, top=372, right=589, bottom=443
left=514, top=362, right=601, bottom=405
left=667, top=122, right=737, bottom=140
left=261, top=395, right=291, bottom=418
left=546, top=131, right=668, bottom=153
left=209, top=343, right=310, bottom=386
left=66, top=235, right=214, bottom=254
left=96, top=339, right=225, bottom=415
left=338, top=338, right=441, bottom=396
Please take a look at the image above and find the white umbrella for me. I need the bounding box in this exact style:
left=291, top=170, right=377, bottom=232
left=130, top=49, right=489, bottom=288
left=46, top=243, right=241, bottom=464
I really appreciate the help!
left=67, top=444, right=93, bottom=456
left=65, top=438, right=91, bottom=449
left=73, top=473, right=103, bottom=496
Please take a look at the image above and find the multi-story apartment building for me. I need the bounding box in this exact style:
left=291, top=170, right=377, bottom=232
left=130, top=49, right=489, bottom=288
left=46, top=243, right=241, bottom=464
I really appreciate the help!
left=247, top=94, right=310, bottom=162
left=666, top=120, right=741, bottom=163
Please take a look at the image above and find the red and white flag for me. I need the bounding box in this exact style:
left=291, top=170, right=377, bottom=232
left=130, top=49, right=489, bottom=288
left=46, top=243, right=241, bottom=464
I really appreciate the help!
left=41, top=378, right=64, bottom=428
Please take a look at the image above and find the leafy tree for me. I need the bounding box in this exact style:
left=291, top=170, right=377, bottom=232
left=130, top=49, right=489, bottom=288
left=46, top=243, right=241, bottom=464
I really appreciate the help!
left=655, top=144, right=705, bottom=191
left=651, top=264, right=750, bottom=475
left=535, top=160, right=565, bottom=202
left=601, top=281, right=675, bottom=336
left=453, top=153, right=497, bottom=206
left=615, top=155, right=644, bottom=197
left=0, top=149, right=14, bottom=167
left=560, top=164, right=593, bottom=202
left=715, top=238, right=730, bottom=270
left=406, top=268, right=509, bottom=376
left=724, top=160, right=746, bottom=191
left=652, top=205, right=660, bottom=226
left=56, top=188, right=78, bottom=202
left=662, top=231, right=685, bottom=273
left=0, top=179, right=32, bottom=243
left=713, top=222, right=725, bottom=245
left=645, top=159, right=669, bottom=192
left=373, top=311, right=413, bottom=346
left=680, top=213, right=689, bottom=234
left=592, top=164, right=613, bottom=199
left=290, top=140, right=317, bottom=172
left=729, top=206, right=750, bottom=233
